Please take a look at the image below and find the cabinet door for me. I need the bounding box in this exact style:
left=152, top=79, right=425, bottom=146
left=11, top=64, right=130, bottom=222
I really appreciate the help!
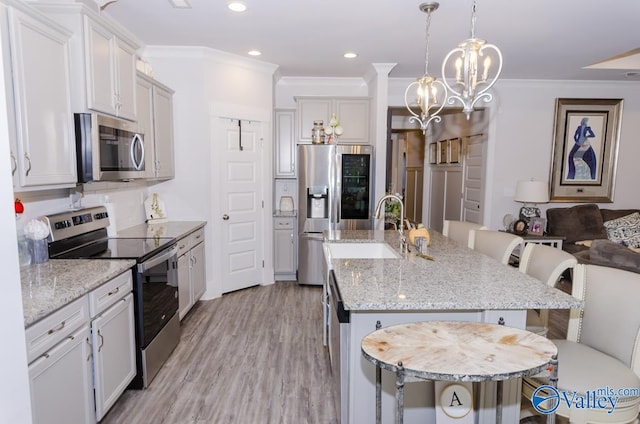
left=8, top=7, right=76, bottom=188
left=84, top=16, right=116, bottom=115
left=91, top=293, right=136, bottom=421
left=274, top=109, right=296, bottom=178
left=152, top=84, right=175, bottom=178
left=29, top=326, right=95, bottom=424
left=113, top=37, right=137, bottom=121
left=274, top=229, right=295, bottom=274
left=136, top=74, right=156, bottom=179
left=191, top=242, right=206, bottom=301
left=296, top=98, right=332, bottom=143
left=177, top=253, right=192, bottom=320
left=335, top=98, right=370, bottom=144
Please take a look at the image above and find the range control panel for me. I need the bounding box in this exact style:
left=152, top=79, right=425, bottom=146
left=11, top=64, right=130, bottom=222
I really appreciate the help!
left=43, top=206, right=110, bottom=241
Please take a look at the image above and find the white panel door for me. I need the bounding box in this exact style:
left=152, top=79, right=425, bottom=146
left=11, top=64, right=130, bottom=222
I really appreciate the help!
left=462, top=134, right=486, bottom=224
left=219, top=119, right=264, bottom=293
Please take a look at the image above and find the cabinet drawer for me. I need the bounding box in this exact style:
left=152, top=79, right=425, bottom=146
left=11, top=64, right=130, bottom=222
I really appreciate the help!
left=88, top=270, right=133, bottom=317
left=189, top=228, right=205, bottom=246
left=25, top=296, right=90, bottom=364
left=176, top=235, right=190, bottom=257
left=274, top=218, right=294, bottom=229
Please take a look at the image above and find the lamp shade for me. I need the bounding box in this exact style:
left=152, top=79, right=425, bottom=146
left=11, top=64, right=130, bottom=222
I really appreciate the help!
left=514, top=180, right=549, bottom=203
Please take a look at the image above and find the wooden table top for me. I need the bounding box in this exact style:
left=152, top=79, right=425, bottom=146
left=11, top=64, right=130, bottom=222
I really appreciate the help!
left=361, top=321, right=557, bottom=382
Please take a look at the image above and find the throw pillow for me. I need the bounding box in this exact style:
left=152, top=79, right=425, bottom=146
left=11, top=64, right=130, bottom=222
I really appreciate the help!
left=603, top=212, right=640, bottom=248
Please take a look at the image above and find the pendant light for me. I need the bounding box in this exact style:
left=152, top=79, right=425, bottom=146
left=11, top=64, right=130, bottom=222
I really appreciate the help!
left=404, top=2, right=447, bottom=134
left=441, top=0, right=502, bottom=119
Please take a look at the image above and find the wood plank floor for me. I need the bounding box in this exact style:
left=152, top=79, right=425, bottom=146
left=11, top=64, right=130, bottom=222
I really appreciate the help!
left=102, top=280, right=572, bottom=424
left=101, top=282, right=338, bottom=424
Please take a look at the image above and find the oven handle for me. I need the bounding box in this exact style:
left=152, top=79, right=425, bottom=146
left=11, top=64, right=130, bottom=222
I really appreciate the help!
left=137, top=245, right=178, bottom=273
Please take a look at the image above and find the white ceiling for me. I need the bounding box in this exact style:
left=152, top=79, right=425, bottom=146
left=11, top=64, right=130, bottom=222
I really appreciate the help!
left=101, top=0, right=640, bottom=81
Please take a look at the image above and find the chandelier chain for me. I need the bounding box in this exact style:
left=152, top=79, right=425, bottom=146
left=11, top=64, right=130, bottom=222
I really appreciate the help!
left=424, top=8, right=432, bottom=75
left=469, top=0, right=477, bottom=38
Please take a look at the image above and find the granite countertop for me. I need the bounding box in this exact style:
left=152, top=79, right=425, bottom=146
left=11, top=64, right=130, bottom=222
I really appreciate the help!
left=324, top=230, right=582, bottom=312
left=274, top=210, right=296, bottom=217
left=117, top=221, right=206, bottom=239
left=21, top=259, right=136, bottom=327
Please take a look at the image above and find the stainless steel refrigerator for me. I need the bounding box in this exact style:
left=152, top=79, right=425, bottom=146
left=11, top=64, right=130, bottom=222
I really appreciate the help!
left=298, top=144, right=374, bottom=285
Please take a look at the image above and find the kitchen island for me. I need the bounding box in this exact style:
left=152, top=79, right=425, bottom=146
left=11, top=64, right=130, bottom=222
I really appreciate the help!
left=323, top=229, right=581, bottom=424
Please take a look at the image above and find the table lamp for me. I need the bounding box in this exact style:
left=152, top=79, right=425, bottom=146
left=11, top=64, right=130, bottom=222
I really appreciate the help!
left=514, top=180, right=549, bottom=221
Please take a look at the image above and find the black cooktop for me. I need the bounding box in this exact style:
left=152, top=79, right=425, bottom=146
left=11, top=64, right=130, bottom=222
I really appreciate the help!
left=53, top=237, right=176, bottom=262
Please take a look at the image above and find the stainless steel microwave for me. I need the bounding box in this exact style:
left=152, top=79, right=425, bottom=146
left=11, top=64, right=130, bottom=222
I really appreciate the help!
left=75, top=113, right=146, bottom=182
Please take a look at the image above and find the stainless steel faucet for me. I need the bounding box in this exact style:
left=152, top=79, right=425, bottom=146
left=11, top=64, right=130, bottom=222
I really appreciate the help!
left=374, top=194, right=407, bottom=253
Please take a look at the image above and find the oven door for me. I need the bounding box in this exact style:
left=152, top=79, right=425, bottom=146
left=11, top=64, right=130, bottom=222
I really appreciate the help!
left=135, top=245, right=179, bottom=348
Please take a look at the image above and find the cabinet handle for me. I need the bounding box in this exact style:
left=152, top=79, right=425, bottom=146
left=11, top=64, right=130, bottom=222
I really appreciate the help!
left=290, top=233, right=294, bottom=244
left=222, top=214, right=230, bottom=221
left=10, top=152, right=16, bottom=176
left=24, top=153, right=32, bottom=177
left=47, top=320, right=66, bottom=335
left=98, top=329, right=104, bottom=352
left=107, top=287, right=120, bottom=296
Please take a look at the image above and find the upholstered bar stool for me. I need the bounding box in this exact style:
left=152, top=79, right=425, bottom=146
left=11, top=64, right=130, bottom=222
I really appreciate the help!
left=361, top=321, right=558, bottom=424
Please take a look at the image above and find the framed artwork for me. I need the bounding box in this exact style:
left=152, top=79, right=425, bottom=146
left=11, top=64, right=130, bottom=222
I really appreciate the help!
left=429, top=143, right=437, bottom=164
left=528, top=217, right=545, bottom=236
left=438, top=140, right=448, bottom=164
left=549, top=98, right=623, bottom=202
left=449, top=138, right=461, bottom=163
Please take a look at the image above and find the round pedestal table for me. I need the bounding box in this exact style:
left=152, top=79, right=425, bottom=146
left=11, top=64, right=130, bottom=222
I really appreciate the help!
left=361, top=321, right=558, bottom=424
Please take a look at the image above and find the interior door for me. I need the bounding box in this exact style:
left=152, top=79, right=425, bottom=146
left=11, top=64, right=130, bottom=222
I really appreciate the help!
left=218, top=119, right=264, bottom=293
left=462, top=134, right=486, bottom=223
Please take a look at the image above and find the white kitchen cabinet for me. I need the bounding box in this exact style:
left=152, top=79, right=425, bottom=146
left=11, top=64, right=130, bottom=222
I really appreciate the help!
left=274, top=109, right=296, bottom=178
left=178, top=228, right=207, bottom=320
left=1, top=3, right=77, bottom=190
left=90, top=292, right=136, bottom=421
left=136, top=72, right=175, bottom=179
left=88, top=271, right=135, bottom=421
left=26, top=296, right=95, bottom=424
left=84, top=16, right=136, bottom=120
left=274, top=217, right=297, bottom=280
left=295, top=97, right=371, bottom=145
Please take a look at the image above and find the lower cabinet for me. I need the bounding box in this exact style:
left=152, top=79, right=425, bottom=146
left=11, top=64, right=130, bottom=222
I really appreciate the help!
left=26, top=270, right=136, bottom=423
left=91, top=292, right=136, bottom=421
left=178, top=228, right=206, bottom=320
left=28, top=325, right=95, bottom=424
left=274, top=217, right=297, bottom=281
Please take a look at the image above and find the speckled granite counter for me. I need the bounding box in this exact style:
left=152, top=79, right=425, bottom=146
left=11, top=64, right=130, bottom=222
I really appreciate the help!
left=21, top=259, right=135, bottom=327
left=324, top=229, right=580, bottom=311
left=117, top=221, right=206, bottom=239
left=273, top=210, right=296, bottom=217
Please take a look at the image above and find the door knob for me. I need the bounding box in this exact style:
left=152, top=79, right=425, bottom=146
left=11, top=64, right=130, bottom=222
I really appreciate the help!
left=222, top=214, right=229, bottom=220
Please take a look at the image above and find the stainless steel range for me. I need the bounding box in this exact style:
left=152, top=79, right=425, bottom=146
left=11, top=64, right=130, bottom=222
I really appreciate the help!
left=42, top=206, right=180, bottom=389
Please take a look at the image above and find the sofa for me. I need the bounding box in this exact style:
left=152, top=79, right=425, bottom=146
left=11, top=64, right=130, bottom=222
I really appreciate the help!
left=546, top=204, right=640, bottom=274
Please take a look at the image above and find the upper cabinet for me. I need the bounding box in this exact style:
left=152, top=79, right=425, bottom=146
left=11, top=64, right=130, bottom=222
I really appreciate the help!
left=84, top=16, right=137, bottom=121
left=1, top=2, right=77, bottom=190
left=136, top=72, right=175, bottom=180
left=31, top=3, right=140, bottom=122
left=274, top=109, right=296, bottom=178
left=295, top=96, right=371, bottom=145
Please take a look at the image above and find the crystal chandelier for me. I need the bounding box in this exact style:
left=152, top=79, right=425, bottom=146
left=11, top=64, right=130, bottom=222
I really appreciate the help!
left=404, top=2, right=447, bottom=134
left=441, top=0, right=502, bottom=119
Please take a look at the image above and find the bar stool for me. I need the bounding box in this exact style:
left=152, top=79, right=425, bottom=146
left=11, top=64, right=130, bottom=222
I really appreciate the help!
left=361, top=321, right=558, bottom=424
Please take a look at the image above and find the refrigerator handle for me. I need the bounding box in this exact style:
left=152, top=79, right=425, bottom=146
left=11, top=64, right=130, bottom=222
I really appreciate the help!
left=334, top=149, right=341, bottom=225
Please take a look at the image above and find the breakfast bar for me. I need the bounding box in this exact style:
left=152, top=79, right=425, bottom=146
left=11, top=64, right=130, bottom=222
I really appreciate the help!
left=323, top=229, right=581, bottom=424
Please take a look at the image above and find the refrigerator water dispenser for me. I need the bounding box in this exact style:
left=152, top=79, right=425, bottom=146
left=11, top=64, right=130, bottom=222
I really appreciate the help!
left=307, top=186, right=328, bottom=218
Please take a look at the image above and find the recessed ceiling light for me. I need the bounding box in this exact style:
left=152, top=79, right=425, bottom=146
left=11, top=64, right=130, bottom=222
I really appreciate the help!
left=248, top=50, right=261, bottom=56
left=228, top=2, right=247, bottom=12
left=344, top=52, right=357, bottom=59
left=168, top=0, right=191, bottom=8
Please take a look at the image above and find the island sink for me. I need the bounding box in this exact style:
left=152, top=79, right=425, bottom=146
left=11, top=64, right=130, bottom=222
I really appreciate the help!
left=326, top=242, right=400, bottom=259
